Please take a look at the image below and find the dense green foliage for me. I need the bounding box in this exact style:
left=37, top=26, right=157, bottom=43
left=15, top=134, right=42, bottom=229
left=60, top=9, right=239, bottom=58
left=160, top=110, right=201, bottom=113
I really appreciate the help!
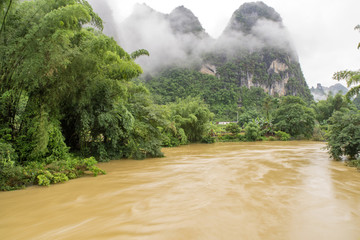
left=0, top=0, right=217, bottom=190
left=0, top=0, right=115, bottom=189
left=167, top=97, right=214, bottom=143
left=145, top=67, right=283, bottom=122
left=327, top=26, right=360, bottom=164
left=0, top=153, right=104, bottom=190
left=311, top=93, right=359, bottom=158
left=145, top=63, right=319, bottom=141
left=272, top=96, right=315, bottom=138
left=327, top=110, right=360, bottom=160
left=225, top=123, right=241, bottom=134
left=145, top=67, right=241, bottom=121
left=161, top=97, right=214, bottom=147
left=312, top=93, right=353, bottom=124
left=275, top=131, right=291, bottom=141
left=0, top=0, right=218, bottom=190
left=145, top=47, right=313, bottom=122
left=244, top=122, right=261, bottom=141
left=354, top=95, right=360, bottom=110
left=0, top=0, right=157, bottom=161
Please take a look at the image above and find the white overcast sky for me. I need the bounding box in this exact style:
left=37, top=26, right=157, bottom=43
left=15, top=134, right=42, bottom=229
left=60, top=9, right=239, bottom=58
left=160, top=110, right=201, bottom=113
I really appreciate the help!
left=103, top=0, right=360, bottom=88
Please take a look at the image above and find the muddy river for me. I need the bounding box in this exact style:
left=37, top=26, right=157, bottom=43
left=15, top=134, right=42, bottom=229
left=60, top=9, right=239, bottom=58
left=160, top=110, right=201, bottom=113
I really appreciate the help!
left=1, top=141, right=360, bottom=239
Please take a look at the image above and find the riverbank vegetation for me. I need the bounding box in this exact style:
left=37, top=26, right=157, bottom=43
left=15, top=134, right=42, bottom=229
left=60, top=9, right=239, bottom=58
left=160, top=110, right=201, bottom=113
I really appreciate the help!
left=327, top=25, right=360, bottom=169
left=0, top=1, right=217, bottom=190
left=1, top=1, right=359, bottom=190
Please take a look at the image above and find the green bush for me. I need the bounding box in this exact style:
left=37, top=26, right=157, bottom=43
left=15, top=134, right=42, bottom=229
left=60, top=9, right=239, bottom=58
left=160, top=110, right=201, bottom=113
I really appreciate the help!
left=237, top=134, right=246, bottom=142
left=218, top=134, right=237, bottom=142
left=162, top=132, right=180, bottom=147
left=167, top=97, right=214, bottom=143
left=312, top=123, right=326, bottom=141
left=52, top=172, right=69, bottom=183
left=244, top=122, right=261, bottom=141
left=225, top=123, right=241, bottom=134
left=37, top=171, right=69, bottom=186
left=161, top=125, right=189, bottom=147
left=0, top=141, right=17, bottom=167
left=0, top=156, right=106, bottom=191
left=275, top=131, right=291, bottom=141
left=0, top=165, right=29, bottom=191
left=327, top=110, right=360, bottom=160
left=238, top=109, right=261, bottom=127
left=268, top=136, right=276, bottom=141
left=346, top=158, right=360, bottom=170
left=0, top=142, right=27, bottom=190
left=37, top=171, right=52, bottom=186
left=201, top=135, right=216, bottom=143
left=273, top=96, right=315, bottom=138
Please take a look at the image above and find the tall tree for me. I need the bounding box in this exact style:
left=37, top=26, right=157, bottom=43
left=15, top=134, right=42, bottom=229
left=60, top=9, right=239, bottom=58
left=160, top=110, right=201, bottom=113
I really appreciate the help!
left=168, top=97, right=214, bottom=142
left=273, top=96, right=315, bottom=138
left=327, top=110, right=360, bottom=160
left=0, top=0, right=104, bottom=161
left=0, top=0, right=158, bottom=163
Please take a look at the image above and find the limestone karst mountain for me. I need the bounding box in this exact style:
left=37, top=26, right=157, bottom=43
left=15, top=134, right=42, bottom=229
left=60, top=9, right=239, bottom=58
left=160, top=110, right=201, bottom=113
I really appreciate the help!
left=223, top=1, right=282, bottom=34
left=89, top=1, right=314, bottom=119
left=168, top=5, right=209, bottom=37
left=205, top=2, right=311, bottom=100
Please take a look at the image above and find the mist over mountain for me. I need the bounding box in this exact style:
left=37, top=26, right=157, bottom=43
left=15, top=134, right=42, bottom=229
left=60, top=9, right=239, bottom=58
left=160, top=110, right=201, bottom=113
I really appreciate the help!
left=201, top=2, right=310, bottom=100
left=168, top=6, right=208, bottom=37
left=115, top=4, right=213, bottom=73
left=224, top=1, right=282, bottom=34
left=89, top=1, right=313, bottom=119
left=219, top=2, right=296, bottom=58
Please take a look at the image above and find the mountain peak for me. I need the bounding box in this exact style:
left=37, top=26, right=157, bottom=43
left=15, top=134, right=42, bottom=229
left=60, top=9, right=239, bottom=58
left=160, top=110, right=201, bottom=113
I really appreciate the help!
left=168, top=5, right=207, bottom=36
left=225, top=1, right=282, bottom=34
left=131, top=3, right=161, bottom=18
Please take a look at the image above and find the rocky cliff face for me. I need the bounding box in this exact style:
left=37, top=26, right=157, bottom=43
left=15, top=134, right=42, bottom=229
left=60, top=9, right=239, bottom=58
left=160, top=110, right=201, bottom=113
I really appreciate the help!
left=200, top=64, right=217, bottom=76
left=255, top=59, right=289, bottom=95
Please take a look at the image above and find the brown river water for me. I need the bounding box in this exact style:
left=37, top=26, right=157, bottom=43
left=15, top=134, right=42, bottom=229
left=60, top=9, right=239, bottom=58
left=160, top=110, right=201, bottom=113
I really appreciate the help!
left=1, top=141, right=360, bottom=240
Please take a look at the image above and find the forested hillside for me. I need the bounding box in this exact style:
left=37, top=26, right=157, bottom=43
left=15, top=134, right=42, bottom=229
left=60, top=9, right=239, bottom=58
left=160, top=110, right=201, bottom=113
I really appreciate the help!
left=124, top=2, right=313, bottom=121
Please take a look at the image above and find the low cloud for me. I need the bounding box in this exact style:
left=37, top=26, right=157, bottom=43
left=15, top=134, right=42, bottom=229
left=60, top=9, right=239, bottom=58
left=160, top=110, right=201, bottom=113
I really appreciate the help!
left=88, top=2, right=299, bottom=73
left=87, top=0, right=118, bottom=39
left=252, top=19, right=297, bottom=58
left=117, top=4, right=213, bottom=73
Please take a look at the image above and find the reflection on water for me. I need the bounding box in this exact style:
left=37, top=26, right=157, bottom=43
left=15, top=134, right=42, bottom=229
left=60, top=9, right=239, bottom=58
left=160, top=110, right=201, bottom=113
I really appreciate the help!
left=0, top=141, right=360, bottom=240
